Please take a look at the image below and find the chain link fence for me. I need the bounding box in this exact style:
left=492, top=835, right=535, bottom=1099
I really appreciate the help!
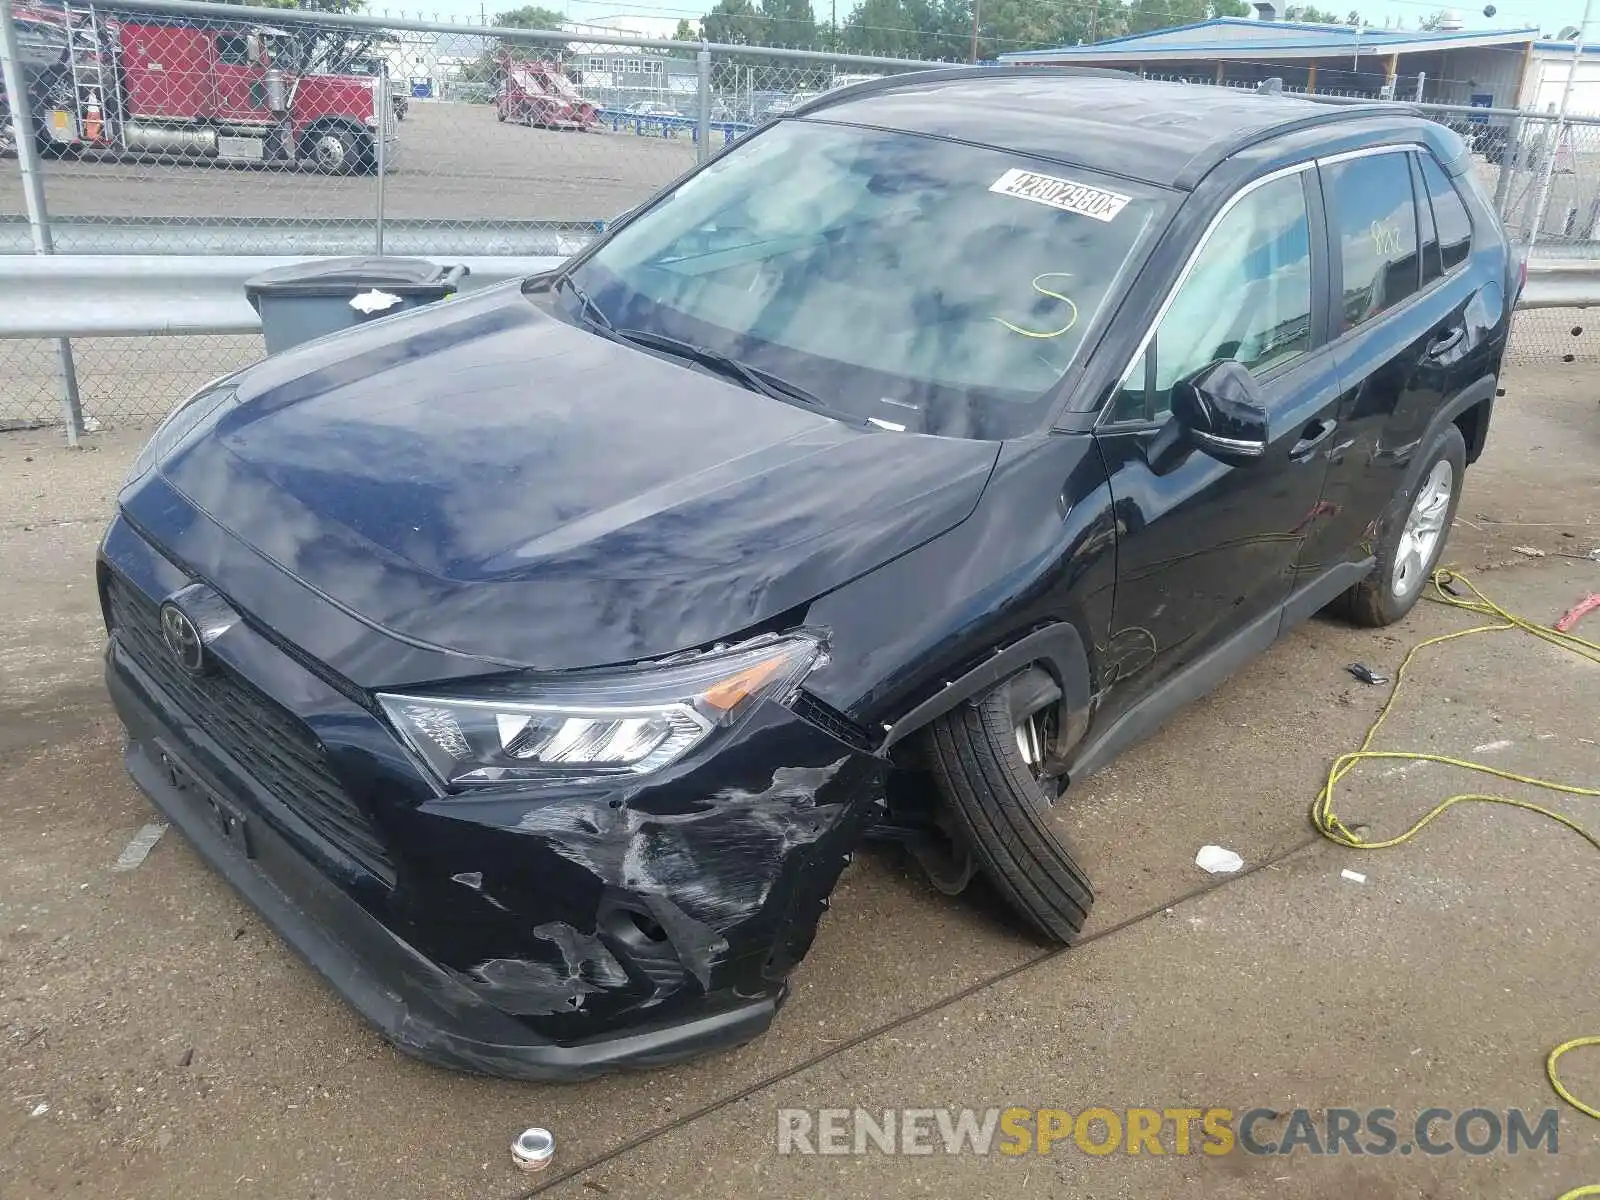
left=0, top=0, right=931, bottom=246
left=2, top=0, right=1598, bottom=430
left=1, top=332, right=260, bottom=429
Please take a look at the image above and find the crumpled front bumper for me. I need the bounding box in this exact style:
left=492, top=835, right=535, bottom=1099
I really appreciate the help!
left=100, top=518, right=884, bottom=1080
left=111, top=684, right=783, bottom=1078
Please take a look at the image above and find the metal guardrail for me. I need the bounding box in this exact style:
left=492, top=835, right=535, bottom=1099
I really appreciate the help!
left=0, top=216, right=603, bottom=256
left=0, top=253, right=564, bottom=337
left=0, top=253, right=1592, bottom=342
left=1518, top=260, right=1600, bottom=310
left=9, top=0, right=1600, bottom=445
left=596, top=108, right=754, bottom=148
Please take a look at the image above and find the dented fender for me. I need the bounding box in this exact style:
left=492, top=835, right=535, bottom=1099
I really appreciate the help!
left=376, top=703, right=884, bottom=1038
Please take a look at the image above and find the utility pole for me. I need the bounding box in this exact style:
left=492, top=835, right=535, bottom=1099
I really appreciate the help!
left=971, top=0, right=980, bottom=62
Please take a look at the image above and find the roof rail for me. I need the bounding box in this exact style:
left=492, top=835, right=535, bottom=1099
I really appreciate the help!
left=1171, top=102, right=1418, bottom=188
left=784, top=67, right=1424, bottom=191
left=786, top=63, right=1140, bottom=119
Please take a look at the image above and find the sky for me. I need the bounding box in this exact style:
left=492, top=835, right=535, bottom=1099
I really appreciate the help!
left=365, top=0, right=1600, bottom=42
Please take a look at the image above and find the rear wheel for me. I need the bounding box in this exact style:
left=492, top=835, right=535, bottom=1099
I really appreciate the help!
left=1338, top=423, right=1466, bottom=627
left=923, top=678, right=1094, bottom=943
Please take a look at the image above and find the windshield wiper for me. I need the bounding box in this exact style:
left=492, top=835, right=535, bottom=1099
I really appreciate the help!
left=554, top=272, right=615, bottom=334
left=611, top=327, right=826, bottom=410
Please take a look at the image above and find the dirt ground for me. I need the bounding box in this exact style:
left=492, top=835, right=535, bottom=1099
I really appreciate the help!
left=0, top=102, right=695, bottom=227
left=0, top=363, right=1597, bottom=1198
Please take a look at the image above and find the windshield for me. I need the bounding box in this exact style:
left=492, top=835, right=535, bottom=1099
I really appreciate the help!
left=564, top=119, right=1171, bottom=439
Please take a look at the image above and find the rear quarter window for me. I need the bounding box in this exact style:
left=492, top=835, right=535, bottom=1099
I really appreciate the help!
left=1419, top=152, right=1473, bottom=272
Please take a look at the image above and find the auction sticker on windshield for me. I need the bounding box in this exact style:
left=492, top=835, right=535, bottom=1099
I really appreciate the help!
left=989, top=168, right=1132, bottom=222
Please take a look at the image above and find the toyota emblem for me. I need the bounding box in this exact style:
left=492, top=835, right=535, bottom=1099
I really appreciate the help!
left=159, top=602, right=206, bottom=675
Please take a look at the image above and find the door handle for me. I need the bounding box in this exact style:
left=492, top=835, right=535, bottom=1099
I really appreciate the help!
left=1290, top=417, right=1337, bottom=460
left=1426, top=327, right=1466, bottom=360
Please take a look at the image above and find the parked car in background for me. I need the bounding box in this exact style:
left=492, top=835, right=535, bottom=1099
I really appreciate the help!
left=826, top=72, right=884, bottom=91
left=101, top=68, right=1515, bottom=1081
left=765, top=90, right=818, bottom=115
left=624, top=100, right=678, bottom=117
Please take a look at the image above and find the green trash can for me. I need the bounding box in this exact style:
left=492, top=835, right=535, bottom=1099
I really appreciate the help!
left=245, top=257, right=469, bottom=355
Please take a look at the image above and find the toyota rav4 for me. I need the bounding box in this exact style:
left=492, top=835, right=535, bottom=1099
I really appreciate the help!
left=100, top=68, right=1515, bottom=1079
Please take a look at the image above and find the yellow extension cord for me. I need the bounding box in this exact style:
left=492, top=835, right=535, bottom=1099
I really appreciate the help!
left=1308, top=571, right=1600, bottom=1197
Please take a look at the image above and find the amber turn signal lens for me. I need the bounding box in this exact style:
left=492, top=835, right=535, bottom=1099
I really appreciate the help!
left=700, top=654, right=792, bottom=715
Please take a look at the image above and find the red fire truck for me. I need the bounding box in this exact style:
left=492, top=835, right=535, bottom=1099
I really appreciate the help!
left=5, top=1, right=392, bottom=172
left=494, top=55, right=598, bottom=131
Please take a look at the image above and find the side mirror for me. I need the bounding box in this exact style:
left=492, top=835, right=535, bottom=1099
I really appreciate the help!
left=1170, top=360, right=1269, bottom=465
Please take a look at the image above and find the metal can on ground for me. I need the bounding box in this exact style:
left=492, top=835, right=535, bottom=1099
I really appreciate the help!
left=511, top=1127, right=555, bottom=1173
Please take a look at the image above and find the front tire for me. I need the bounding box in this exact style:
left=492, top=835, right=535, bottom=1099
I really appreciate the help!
left=924, top=684, right=1094, bottom=943
left=304, top=128, right=367, bottom=175
left=1339, top=422, right=1466, bottom=627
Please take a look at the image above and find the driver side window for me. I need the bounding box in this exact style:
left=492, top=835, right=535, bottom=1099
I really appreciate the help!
left=216, top=33, right=252, bottom=66
left=1111, top=172, right=1313, bottom=423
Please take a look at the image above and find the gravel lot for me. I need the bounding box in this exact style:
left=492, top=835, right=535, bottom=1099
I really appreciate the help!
left=0, top=101, right=696, bottom=225
left=0, top=363, right=1597, bottom=1198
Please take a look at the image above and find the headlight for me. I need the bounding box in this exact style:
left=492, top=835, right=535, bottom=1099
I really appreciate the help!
left=377, top=634, right=822, bottom=789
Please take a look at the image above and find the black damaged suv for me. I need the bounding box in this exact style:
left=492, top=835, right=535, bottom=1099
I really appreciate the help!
left=101, top=68, right=1515, bottom=1079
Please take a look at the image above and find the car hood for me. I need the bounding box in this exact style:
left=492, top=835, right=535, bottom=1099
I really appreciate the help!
left=148, top=285, right=1000, bottom=670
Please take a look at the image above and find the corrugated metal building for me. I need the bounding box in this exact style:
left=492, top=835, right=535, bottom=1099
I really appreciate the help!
left=998, top=11, right=1600, bottom=115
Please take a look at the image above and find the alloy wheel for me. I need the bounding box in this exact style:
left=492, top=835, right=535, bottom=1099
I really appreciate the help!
left=1391, top=458, right=1454, bottom=599
left=313, top=133, right=347, bottom=173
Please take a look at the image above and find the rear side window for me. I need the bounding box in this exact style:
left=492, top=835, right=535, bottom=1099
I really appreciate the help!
left=1412, top=155, right=1443, bottom=287
left=1324, top=153, right=1419, bottom=332
left=1110, top=172, right=1313, bottom=422
left=1419, top=152, right=1473, bottom=271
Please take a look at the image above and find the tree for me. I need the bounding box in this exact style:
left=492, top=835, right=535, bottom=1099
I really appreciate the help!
left=493, top=6, right=566, bottom=30
left=452, top=5, right=566, bottom=82
left=703, top=0, right=764, bottom=45
left=674, top=18, right=700, bottom=39
left=1283, top=5, right=1346, bottom=21
left=702, top=0, right=819, bottom=48
left=1124, top=0, right=1216, bottom=37
left=978, top=0, right=1096, bottom=55
left=761, top=0, right=819, bottom=49
left=840, top=0, right=969, bottom=59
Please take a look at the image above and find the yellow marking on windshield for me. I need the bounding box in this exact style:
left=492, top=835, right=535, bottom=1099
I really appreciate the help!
left=990, top=273, right=1080, bottom=340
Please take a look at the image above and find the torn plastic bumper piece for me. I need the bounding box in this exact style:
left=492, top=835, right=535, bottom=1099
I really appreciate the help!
left=105, top=640, right=881, bottom=1080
